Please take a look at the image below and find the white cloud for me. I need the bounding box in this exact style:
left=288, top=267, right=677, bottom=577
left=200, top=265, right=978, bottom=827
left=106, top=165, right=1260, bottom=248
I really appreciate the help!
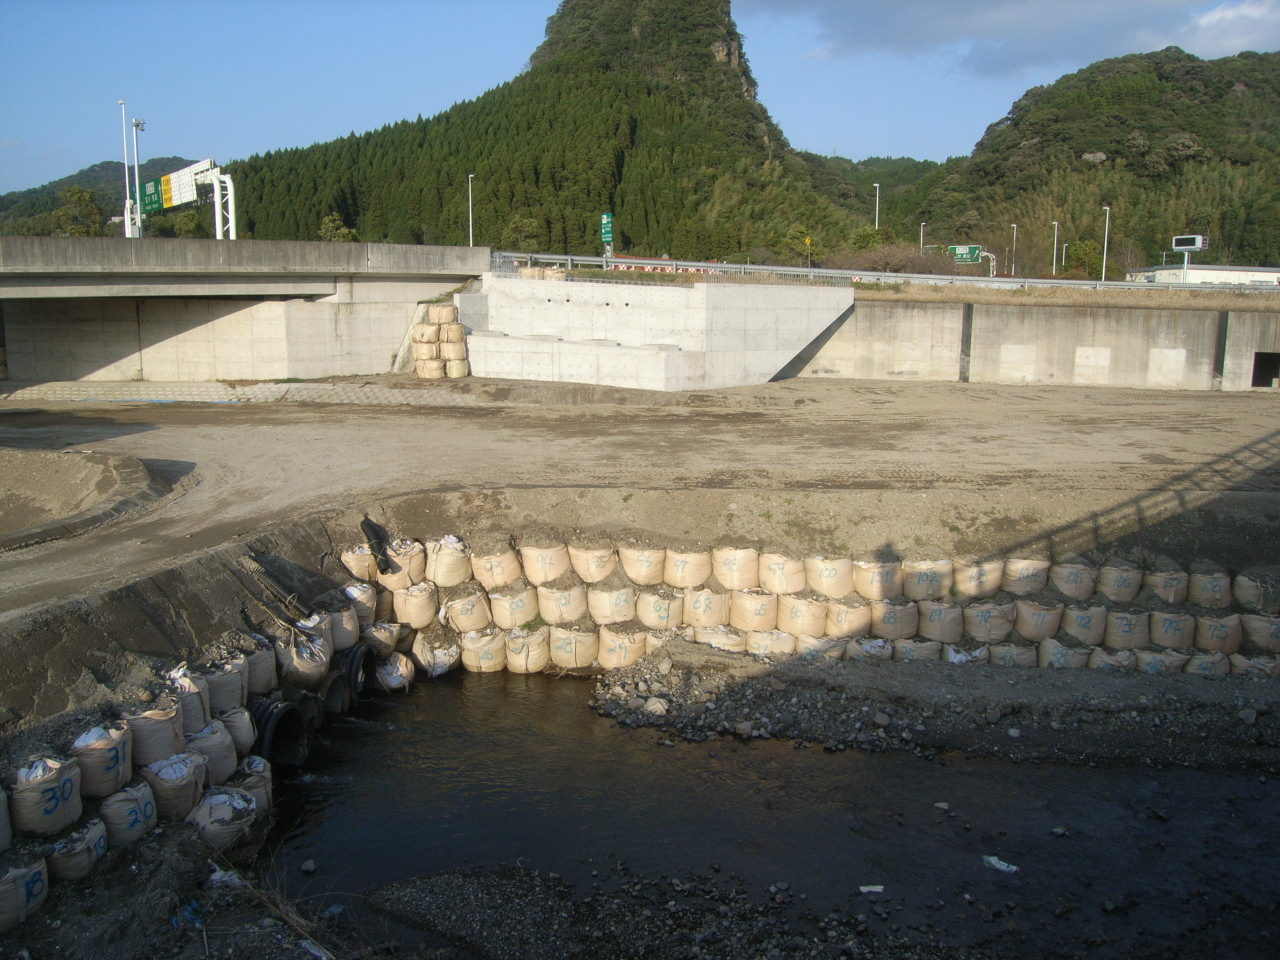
left=735, top=0, right=1280, bottom=73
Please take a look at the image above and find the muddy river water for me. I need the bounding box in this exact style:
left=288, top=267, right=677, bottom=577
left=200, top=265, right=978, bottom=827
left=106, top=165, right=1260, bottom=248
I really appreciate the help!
left=269, top=673, right=1280, bottom=958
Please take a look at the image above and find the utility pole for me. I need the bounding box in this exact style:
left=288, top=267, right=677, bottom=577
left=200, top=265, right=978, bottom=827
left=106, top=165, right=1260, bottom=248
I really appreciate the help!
left=467, top=173, right=475, bottom=247
left=873, top=183, right=880, bottom=230
left=131, top=118, right=146, bottom=238
left=118, top=100, right=133, bottom=237
left=1010, top=224, right=1018, bottom=276
left=919, top=222, right=926, bottom=252
left=1051, top=221, right=1060, bottom=276
left=1101, top=205, right=1112, bottom=282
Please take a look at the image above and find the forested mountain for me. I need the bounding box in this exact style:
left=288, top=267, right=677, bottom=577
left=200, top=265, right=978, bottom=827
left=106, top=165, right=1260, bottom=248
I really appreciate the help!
left=3, top=3, right=1278, bottom=273
left=0, top=157, right=192, bottom=234
left=891, top=47, right=1280, bottom=275
left=228, top=0, right=859, bottom=259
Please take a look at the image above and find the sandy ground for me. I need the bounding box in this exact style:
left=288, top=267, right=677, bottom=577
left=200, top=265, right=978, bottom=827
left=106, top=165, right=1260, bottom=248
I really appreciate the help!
left=2, top=377, right=1278, bottom=619
left=0, top=448, right=123, bottom=536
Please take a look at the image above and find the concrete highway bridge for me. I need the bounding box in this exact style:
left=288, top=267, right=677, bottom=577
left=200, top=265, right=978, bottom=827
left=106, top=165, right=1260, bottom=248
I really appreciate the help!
left=0, top=237, right=487, bottom=381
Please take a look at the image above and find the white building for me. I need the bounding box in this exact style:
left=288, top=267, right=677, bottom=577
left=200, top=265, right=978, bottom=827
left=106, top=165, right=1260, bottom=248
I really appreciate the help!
left=1127, top=264, right=1280, bottom=286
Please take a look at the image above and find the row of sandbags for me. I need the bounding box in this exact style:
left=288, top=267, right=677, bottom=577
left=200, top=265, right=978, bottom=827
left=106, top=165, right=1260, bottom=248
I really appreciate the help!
left=339, top=537, right=1280, bottom=614
left=332, top=542, right=1280, bottom=659
left=0, top=645, right=292, bottom=933
left=412, top=303, right=470, bottom=380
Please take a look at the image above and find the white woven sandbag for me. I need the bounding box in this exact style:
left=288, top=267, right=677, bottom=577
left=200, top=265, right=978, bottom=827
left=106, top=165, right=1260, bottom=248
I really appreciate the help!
left=619, top=546, right=666, bottom=586
left=187, top=787, right=258, bottom=852
left=185, top=721, right=238, bottom=786
left=142, top=752, right=207, bottom=821
left=759, top=554, right=806, bottom=595
left=122, top=699, right=184, bottom=767
left=48, top=818, right=108, bottom=881
left=505, top=627, right=552, bottom=674
left=550, top=625, right=600, bottom=669
left=70, top=723, right=132, bottom=799
left=713, top=547, right=761, bottom=590
left=11, top=756, right=81, bottom=837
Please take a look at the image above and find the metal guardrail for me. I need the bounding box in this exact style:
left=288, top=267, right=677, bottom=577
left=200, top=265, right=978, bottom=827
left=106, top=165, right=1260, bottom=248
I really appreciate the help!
left=492, top=251, right=1279, bottom=294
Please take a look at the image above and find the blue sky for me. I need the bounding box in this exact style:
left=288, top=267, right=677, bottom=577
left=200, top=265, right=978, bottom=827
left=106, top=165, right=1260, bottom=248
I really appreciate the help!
left=2, top=0, right=1277, bottom=193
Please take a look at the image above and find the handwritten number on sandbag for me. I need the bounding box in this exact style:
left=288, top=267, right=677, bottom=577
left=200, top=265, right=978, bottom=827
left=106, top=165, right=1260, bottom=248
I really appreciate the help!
left=674, top=559, right=689, bottom=573
left=127, top=806, right=142, bottom=829
left=104, top=745, right=120, bottom=772
left=94, top=834, right=108, bottom=856
left=25, top=869, right=45, bottom=903
left=724, top=557, right=740, bottom=572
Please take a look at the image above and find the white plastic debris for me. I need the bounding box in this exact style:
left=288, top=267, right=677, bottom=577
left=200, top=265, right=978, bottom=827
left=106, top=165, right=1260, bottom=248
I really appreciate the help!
left=983, top=855, right=1019, bottom=873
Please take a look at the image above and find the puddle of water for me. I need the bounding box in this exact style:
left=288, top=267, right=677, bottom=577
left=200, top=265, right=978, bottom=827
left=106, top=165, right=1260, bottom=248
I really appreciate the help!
left=268, top=672, right=1280, bottom=957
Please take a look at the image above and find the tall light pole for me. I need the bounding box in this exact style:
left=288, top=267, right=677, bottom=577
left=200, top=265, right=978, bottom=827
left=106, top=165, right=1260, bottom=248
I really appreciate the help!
left=873, top=183, right=880, bottom=231
left=1010, top=223, right=1018, bottom=276
left=1100, top=205, right=1112, bottom=282
left=118, top=100, right=133, bottom=237
left=467, top=173, right=475, bottom=247
left=919, top=222, right=926, bottom=252
left=1051, top=220, right=1060, bottom=276
left=131, top=118, right=145, bottom=238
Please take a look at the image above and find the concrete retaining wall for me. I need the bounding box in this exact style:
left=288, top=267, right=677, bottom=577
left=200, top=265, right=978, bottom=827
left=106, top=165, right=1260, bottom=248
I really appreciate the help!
left=469, top=276, right=854, bottom=390
left=801, top=300, right=1280, bottom=392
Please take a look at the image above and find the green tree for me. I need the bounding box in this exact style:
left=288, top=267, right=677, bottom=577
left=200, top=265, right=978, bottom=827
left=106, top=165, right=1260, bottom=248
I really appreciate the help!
left=318, top=211, right=358, bottom=242
left=499, top=214, right=544, bottom=252
left=51, top=185, right=104, bottom=237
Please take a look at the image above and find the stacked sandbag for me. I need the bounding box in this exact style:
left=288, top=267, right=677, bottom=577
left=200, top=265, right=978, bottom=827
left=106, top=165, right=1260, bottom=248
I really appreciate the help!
left=440, top=582, right=493, bottom=633
left=1038, top=637, right=1090, bottom=668
left=826, top=596, right=871, bottom=639
left=962, top=598, right=1015, bottom=643
left=852, top=557, right=903, bottom=601
left=202, top=659, right=248, bottom=715
left=343, top=582, right=379, bottom=628
left=715, top=546, right=761, bottom=590
left=373, top=652, right=416, bottom=692
left=537, top=571, right=589, bottom=625
left=845, top=637, right=892, bottom=661
left=471, top=534, right=523, bottom=590
left=1097, top=557, right=1143, bottom=603
left=187, top=787, right=258, bottom=851
left=1013, top=597, right=1064, bottom=641
left=70, top=723, right=132, bottom=799
left=759, top=552, right=806, bottom=595
left=122, top=698, right=184, bottom=767
left=425, top=536, right=472, bottom=587
left=892, top=638, right=941, bottom=661
left=569, top=538, right=619, bottom=583
left=746, top=630, right=797, bottom=658
left=619, top=543, right=666, bottom=586
left=185, top=721, right=238, bottom=785
left=795, top=634, right=843, bottom=659
left=730, top=588, right=778, bottom=632
left=777, top=592, right=827, bottom=638
left=460, top=628, right=506, bottom=673
left=944, top=640, right=991, bottom=666
left=361, top=621, right=401, bottom=659
left=902, top=558, right=953, bottom=600
left=518, top=533, right=572, bottom=586
left=47, top=819, right=107, bottom=881
left=315, top=594, right=361, bottom=651
left=275, top=632, right=330, bottom=689
left=340, top=544, right=378, bottom=582
left=953, top=558, right=1002, bottom=599
left=587, top=570, right=637, bottom=625
left=218, top=708, right=257, bottom=757
left=696, top=625, right=747, bottom=654
left=411, top=623, right=463, bottom=677
left=425, top=308, right=470, bottom=380
left=684, top=580, right=731, bottom=628
left=598, top=622, right=648, bottom=668
left=230, top=757, right=273, bottom=814
left=1060, top=603, right=1107, bottom=646
left=636, top=585, right=684, bottom=631
left=1143, top=556, right=1189, bottom=604
left=1188, top=560, right=1232, bottom=609
left=245, top=633, right=280, bottom=695
left=412, top=312, right=445, bottom=379
left=0, top=855, right=48, bottom=933
left=168, top=665, right=211, bottom=734
left=1002, top=557, right=1050, bottom=596
left=393, top=582, right=440, bottom=629
left=550, top=621, right=600, bottom=669
left=100, top=779, right=158, bottom=847
left=489, top=578, right=538, bottom=630
left=1234, top=566, right=1280, bottom=614
left=918, top=600, right=962, bottom=644
left=871, top=598, right=918, bottom=641
left=141, top=752, right=207, bottom=821
left=665, top=547, right=713, bottom=589
left=1050, top=555, right=1098, bottom=600
left=10, top=756, right=81, bottom=837
left=988, top=641, right=1037, bottom=667
left=505, top=627, right=552, bottom=674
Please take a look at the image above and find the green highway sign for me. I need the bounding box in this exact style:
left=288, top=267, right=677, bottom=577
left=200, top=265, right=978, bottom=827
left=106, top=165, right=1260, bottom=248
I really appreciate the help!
left=601, top=212, right=614, bottom=243
left=140, top=177, right=165, bottom=214
left=950, top=244, right=982, bottom=264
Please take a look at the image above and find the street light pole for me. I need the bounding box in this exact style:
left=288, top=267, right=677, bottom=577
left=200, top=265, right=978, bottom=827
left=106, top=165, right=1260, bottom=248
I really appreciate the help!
left=1101, top=205, right=1112, bottom=282
left=919, top=222, right=926, bottom=252
left=873, top=183, right=880, bottom=231
left=1051, top=220, right=1060, bottom=276
left=1010, top=223, right=1018, bottom=276
left=467, top=173, right=475, bottom=247
left=118, top=100, right=133, bottom=237
left=131, top=118, right=145, bottom=238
